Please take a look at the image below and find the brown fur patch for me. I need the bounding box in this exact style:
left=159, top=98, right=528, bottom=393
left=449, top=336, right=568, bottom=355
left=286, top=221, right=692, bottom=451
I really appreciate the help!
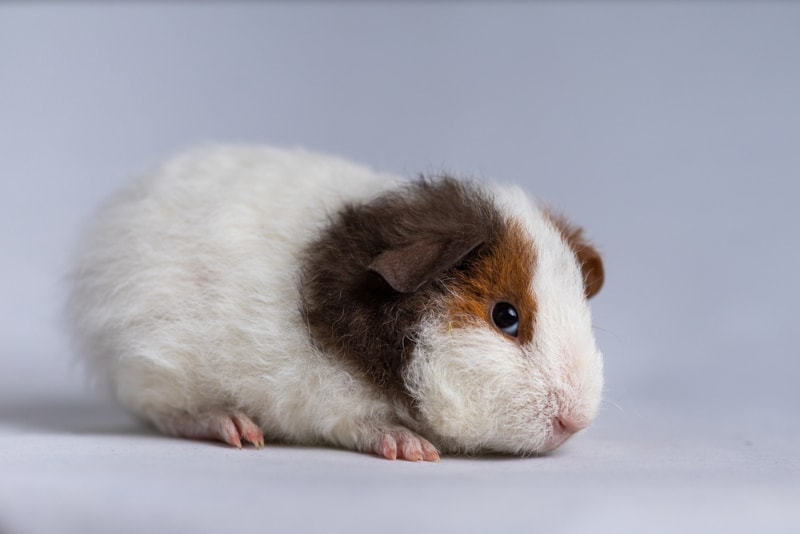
left=300, top=177, right=504, bottom=395
left=444, top=221, right=537, bottom=345
left=545, top=211, right=604, bottom=298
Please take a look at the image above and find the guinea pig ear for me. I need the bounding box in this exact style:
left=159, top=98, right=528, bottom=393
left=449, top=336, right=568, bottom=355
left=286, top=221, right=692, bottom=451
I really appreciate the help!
left=576, top=245, right=604, bottom=299
left=368, top=237, right=484, bottom=294
left=547, top=211, right=604, bottom=299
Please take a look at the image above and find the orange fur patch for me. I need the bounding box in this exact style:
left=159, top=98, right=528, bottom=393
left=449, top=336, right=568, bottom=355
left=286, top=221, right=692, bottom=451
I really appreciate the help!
left=544, top=210, right=604, bottom=299
left=444, top=221, right=537, bottom=345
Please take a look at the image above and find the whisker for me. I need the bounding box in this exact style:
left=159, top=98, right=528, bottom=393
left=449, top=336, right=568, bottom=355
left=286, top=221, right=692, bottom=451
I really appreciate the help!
left=601, top=397, right=626, bottom=413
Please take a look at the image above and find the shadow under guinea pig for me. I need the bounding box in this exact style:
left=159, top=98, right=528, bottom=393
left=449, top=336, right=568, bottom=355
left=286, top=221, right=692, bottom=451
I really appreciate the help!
left=0, top=396, right=155, bottom=436
left=0, top=398, right=570, bottom=459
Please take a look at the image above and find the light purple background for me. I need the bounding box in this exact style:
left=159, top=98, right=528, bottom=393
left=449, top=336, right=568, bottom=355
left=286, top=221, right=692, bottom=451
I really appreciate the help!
left=1, top=3, right=798, bottom=533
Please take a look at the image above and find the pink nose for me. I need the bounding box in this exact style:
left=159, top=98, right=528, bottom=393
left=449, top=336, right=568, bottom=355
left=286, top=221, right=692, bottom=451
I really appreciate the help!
left=546, top=416, right=589, bottom=451
left=553, top=416, right=585, bottom=436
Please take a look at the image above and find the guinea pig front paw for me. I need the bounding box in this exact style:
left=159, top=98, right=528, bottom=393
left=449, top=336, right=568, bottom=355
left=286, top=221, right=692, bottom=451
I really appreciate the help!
left=373, top=428, right=440, bottom=462
left=153, top=410, right=265, bottom=450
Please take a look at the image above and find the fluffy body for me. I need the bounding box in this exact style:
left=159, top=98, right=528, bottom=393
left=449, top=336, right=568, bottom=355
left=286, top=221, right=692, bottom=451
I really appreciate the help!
left=66, top=145, right=603, bottom=460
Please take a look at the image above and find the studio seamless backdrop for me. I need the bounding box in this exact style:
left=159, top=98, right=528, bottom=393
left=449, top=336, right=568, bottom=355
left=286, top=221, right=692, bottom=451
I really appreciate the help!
left=1, top=2, right=798, bottom=533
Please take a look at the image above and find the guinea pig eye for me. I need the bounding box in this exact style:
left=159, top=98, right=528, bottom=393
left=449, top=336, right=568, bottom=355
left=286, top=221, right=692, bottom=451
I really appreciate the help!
left=491, top=302, right=519, bottom=337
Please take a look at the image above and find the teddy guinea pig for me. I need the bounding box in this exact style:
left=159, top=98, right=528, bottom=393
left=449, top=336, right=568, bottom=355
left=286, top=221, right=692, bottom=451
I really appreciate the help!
left=66, top=145, right=605, bottom=462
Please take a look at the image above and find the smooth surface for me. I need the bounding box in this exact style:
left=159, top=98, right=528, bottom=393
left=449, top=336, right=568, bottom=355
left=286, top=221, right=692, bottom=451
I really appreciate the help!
left=1, top=393, right=798, bottom=534
left=1, top=3, right=799, bottom=533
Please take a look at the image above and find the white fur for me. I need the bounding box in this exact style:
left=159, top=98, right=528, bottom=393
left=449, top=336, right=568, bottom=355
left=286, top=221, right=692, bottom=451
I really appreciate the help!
left=405, top=186, right=603, bottom=455
left=68, top=146, right=401, bottom=452
left=67, top=145, right=603, bottom=456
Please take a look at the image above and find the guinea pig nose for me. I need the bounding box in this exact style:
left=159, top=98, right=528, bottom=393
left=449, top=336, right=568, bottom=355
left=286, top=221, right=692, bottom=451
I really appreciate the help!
left=553, top=416, right=584, bottom=436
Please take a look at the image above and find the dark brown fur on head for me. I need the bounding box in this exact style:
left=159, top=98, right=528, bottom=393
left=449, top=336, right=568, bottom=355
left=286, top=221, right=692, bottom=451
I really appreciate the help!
left=299, top=177, right=504, bottom=393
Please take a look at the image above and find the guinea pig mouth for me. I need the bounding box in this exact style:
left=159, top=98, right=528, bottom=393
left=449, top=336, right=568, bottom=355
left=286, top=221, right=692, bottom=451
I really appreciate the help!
left=541, top=417, right=581, bottom=452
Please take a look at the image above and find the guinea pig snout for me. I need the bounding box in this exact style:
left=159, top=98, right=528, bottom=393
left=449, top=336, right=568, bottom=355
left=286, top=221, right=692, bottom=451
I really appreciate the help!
left=542, top=379, right=595, bottom=452
left=554, top=415, right=587, bottom=435
left=545, top=415, right=588, bottom=452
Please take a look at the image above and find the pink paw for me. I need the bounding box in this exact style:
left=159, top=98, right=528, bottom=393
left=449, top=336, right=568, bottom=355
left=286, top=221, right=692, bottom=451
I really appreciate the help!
left=154, top=410, right=265, bottom=449
left=374, top=429, right=440, bottom=462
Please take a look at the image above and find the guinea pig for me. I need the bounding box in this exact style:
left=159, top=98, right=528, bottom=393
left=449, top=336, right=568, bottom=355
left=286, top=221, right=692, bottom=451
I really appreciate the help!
left=66, top=145, right=604, bottom=462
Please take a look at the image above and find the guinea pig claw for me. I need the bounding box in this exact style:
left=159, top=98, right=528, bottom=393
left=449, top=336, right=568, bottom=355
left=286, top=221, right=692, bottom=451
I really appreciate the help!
left=422, top=444, right=441, bottom=463
left=153, top=410, right=265, bottom=450
left=231, top=412, right=266, bottom=449
left=374, top=429, right=440, bottom=463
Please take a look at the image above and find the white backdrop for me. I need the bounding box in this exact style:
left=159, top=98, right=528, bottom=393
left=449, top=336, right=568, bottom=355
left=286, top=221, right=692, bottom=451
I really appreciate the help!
left=1, top=3, right=798, bottom=533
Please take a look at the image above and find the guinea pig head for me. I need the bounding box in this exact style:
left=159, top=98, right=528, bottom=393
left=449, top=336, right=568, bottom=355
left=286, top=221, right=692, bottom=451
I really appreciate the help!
left=301, top=179, right=604, bottom=456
